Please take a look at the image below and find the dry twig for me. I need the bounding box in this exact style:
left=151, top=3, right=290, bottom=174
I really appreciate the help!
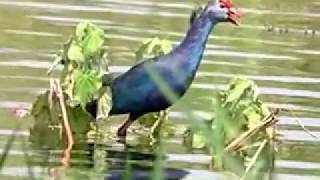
left=52, top=79, right=74, bottom=151
left=226, top=109, right=279, bottom=152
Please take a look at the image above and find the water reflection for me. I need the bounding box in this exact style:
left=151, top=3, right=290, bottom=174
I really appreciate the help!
left=28, top=115, right=191, bottom=180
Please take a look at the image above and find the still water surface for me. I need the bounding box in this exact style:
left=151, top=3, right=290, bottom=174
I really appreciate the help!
left=0, top=0, right=319, bottom=179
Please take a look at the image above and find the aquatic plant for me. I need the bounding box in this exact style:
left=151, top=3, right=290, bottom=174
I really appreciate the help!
left=31, top=21, right=112, bottom=152
left=58, top=22, right=110, bottom=117
left=185, top=77, right=278, bottom=180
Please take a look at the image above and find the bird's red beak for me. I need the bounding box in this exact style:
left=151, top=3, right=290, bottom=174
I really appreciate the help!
left=220, top=0, right=242, bottom=26
left=228, top=7, right=242, bottom=25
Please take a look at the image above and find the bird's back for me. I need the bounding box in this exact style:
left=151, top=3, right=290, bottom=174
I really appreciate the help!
left=109, top=55, right=191, bottom=116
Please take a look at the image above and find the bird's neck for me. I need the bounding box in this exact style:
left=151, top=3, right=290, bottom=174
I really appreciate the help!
left=175, top=13, right=217, bottom=67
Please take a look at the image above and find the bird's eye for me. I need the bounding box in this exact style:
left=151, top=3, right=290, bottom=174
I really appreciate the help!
left=220, top=4, right=225, bottom=8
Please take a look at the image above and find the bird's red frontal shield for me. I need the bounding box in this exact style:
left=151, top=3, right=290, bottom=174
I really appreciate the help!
left=220, top=0, right=242, bottom=25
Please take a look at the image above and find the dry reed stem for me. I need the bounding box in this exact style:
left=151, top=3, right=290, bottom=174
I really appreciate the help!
left=52, top=79, right=74, bottom=151
left=226, top=109, right=280, bottom=152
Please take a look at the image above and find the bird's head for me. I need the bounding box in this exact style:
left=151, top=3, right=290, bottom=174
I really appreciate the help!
left=205, top=0, right=242, bottom=25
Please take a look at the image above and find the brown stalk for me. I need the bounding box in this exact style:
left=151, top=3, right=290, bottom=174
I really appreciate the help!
left=225, top=109, right=280, bottom=152
left=52, top=79, right=74, bottom=154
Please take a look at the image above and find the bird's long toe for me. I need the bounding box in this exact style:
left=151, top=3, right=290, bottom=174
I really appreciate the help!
left=116, top=127, right=128, bottom=143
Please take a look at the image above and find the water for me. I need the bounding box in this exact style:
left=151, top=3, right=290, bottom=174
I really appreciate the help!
left=0, top=0, right=319, bottom=179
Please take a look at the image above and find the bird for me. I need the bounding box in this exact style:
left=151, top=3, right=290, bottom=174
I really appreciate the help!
left=86, top=0, right=242, bottom=141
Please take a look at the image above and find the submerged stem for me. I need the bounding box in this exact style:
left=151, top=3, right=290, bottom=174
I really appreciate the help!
left=241, top=139, right=268, bottom=180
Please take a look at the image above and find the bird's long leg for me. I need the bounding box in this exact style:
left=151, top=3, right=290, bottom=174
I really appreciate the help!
left=117, top=113, right=140, bottom=142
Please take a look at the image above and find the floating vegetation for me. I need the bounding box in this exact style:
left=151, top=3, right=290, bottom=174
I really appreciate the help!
left=184, top=77, right=278, bottom=180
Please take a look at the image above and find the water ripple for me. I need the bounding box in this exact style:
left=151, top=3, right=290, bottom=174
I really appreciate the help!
left=244, top=8, right=320, bottom=18
left=4, top=29, right=62, bottom=37
left=0, top=100, right=31, bottom=109
left=0, top=1, right=187, bottom=17
left=0, top=60, right=51, bottom=68
left=192, top=83, right=320, bottom=99
left=279, top=116, right=320, bottom=127
left=197, top=72, right=320, bottom=84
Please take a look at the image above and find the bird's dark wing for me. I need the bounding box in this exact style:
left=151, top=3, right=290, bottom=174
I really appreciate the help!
left=110, top=57, right=165, bottom=114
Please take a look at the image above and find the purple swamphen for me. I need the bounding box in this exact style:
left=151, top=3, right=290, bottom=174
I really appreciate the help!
left=86, top=0, right=242, bottom=141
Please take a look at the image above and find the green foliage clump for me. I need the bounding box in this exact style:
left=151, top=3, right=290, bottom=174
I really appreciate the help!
left=54, top=22, right=111, bottom=120
left=186, top=77, right=276, bottom=180
left=59, top=22, right=109, bottom=109
left=212, top=78, right=271, bottom=148
left=31, top=22, right=111, bottom=150
left=30, top=91, right=66, bottom=149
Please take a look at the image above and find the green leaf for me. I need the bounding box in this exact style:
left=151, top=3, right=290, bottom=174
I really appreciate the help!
left=192, top=132, right=207, bottom=149
left=160, top=40, right=173, bottom=54
left=243, top=105, right=263, bottom=129
left=68, top=106, right=91, bottom=134
left=135, top=37, right=173, bottom=61
left=138, top=113, right=160, bottom=128
left=260, top=103, right=271, bottom=116
left=135, top=44, right=148, bottom=61
left=96, top=90, right=112, bottom=120
left=75, top=21, right=89, bottom=42
left=146, top=37, right=159, bottom=54
left=73, top=70, right=102, bottom=107
left=67, top=43, right=85, bottom=62
left=224, top=78, right=252, bottom=105
left=76, top=22, right=105, bottom=57
left=82, top=29, right=104, bottom=57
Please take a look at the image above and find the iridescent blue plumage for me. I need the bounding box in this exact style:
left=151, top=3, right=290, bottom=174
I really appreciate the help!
left=110, top=13, right=216, bottom=117
left=86, top=0, right=241, bottom=139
